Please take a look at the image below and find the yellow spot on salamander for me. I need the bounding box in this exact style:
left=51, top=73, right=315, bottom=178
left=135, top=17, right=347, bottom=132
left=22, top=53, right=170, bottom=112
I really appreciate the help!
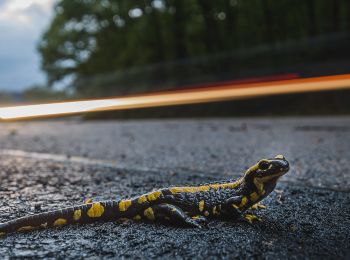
left=239, top=196, right=248, bottom=208
left=17, top=226, right=34, bottom=232
left=144, top=207, right=155, bottom=220
left=137, top=191, right=162, bottom=204
left=199, top=200, right=205, bottom=212
left=232, top=204, right=239, bottom=209
left=169, top=179, right=242, bottom=194
left=133, top=215, right=141, bottom=220
left=147, top=191, right=162, bottom=201
left=138, top=195, right=148, bottom=204
left=275, top=154, right=285, bottom=159
left=169, top=186, right=210, bottom=193
left=253, top=178, right=265, bottom=195
left=0, top=232, right=5, bottom=236
left=74, top=209, right=82, bottom=221
left=53, top=218, right=67, bottom=226
left=250, top=192, right=259, bottom=202
left=210, top=180, right=242, bottom=190
left=192, top=216, right=200, bottom=219
left=119, top=200, right=132, bottom=212
left=87, top=202, right=105, bottom=217
left=204, top=211, right=209, bottom=217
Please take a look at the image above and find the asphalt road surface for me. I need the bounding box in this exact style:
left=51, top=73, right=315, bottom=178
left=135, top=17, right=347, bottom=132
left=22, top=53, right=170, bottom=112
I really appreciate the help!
left=0, top=117, right=349, bottom=259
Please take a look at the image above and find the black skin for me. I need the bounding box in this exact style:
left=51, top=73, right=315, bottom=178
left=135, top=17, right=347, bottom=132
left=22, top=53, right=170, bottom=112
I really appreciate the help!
left=0, top=155, right=289, bottom=235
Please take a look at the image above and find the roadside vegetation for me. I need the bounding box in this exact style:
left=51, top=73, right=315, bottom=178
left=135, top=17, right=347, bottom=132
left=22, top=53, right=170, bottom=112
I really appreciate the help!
left=5, top=0, right=349, bottom=117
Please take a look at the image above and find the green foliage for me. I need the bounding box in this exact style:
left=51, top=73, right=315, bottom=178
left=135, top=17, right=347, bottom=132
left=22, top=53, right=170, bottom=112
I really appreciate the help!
left=23, top=85, right=69, bottom=102
left=38, top=0, right=350, bottom=97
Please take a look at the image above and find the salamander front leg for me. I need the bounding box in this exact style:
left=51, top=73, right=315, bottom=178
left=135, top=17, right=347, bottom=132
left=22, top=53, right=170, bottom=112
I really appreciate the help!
left=143, top=203, right=207, bottom=228
left=244, top=214, right=261, bottom=223
left=222, top=196, right=258, bottom=224
left=222, top=196, right=244, bottom=219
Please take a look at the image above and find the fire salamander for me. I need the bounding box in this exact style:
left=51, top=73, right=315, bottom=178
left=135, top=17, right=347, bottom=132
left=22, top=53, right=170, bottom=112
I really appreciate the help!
left=0, top=155, right=289, bottom=236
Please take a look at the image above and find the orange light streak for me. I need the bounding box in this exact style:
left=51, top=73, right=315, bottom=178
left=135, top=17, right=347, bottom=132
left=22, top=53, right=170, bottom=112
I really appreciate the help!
left=1, top=74, right=350, bottom=120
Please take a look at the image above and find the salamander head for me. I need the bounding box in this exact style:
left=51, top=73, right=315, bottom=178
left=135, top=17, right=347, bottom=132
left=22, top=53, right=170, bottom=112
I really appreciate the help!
left=243, top=155, right=290, bottom=195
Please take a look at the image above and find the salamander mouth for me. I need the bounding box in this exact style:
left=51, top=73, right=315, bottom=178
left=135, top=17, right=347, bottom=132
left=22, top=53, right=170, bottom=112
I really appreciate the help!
left=256, top=167, right=289, bottom=183
left=263, top=172, right=284, bottom=180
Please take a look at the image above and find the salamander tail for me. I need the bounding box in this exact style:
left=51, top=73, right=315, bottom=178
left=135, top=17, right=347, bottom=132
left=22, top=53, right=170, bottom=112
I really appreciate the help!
left=0, top=200, right=120, bottom=236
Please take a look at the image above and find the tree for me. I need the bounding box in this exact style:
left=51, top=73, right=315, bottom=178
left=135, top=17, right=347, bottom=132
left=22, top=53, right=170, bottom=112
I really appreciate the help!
left=38, top=0, right=349, bottom=97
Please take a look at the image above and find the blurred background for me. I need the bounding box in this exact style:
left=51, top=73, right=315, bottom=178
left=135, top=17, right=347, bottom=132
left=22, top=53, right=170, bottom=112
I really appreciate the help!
left=0, top=0, right=350, bottom=118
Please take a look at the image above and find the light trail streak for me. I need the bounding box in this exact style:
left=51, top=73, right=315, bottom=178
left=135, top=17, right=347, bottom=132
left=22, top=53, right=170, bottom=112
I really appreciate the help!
left=0, top=74, right=350, bottom=120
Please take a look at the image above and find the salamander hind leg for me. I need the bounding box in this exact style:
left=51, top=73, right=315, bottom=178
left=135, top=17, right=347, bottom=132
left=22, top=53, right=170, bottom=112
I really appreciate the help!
left=143, top=203, right=207, bottom=228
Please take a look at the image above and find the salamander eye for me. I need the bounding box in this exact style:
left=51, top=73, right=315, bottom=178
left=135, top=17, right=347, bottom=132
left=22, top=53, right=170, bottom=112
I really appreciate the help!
left=259, top=161, right=270, bottom=170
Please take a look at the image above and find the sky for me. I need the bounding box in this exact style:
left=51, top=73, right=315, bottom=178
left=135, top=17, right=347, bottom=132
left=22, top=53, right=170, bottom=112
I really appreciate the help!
left=0, top=0, right=55, bottom=91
